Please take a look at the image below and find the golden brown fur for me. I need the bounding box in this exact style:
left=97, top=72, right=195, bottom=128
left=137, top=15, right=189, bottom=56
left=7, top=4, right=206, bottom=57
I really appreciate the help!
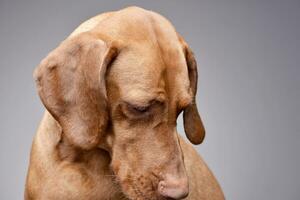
left=25, top=7, right=224, bottom=200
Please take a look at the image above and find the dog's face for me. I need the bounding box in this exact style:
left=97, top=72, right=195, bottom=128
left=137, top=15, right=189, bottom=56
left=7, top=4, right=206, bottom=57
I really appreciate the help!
left=105, top=42, right=192, bottom=199
left=34, top=31, right=205, bottom=199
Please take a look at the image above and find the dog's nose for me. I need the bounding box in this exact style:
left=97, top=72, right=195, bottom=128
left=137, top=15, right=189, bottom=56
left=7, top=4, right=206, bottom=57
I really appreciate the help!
left=158, top=175, right=189, bottom=199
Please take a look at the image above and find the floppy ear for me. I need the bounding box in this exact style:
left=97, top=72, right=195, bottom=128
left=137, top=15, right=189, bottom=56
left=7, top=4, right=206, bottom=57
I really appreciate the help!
left=34, top=32, right=118, bottom=149
left=179, top=35, right=205, bottom=145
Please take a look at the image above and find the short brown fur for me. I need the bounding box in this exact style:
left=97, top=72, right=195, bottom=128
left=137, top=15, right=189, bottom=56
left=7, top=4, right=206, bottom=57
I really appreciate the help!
left=25, top=7, right=224, bottom=200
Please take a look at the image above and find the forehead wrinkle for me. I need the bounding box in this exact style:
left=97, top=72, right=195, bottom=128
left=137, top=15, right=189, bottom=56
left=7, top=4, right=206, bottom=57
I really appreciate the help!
left=116, top=64, right=165, bottom=100
left=148, top=15, right=192, bottom=107
left=114, top=45, right=164, bottom=78
left=111, top=46, right=167, bottom=105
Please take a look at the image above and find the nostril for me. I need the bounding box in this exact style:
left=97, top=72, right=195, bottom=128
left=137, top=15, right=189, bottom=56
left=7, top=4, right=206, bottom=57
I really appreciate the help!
left=158, top=179, right=189, bottom=199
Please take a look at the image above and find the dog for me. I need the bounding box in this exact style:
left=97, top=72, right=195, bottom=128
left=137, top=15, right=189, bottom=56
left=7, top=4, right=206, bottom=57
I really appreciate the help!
left=25, top=6, right=224, bottom=200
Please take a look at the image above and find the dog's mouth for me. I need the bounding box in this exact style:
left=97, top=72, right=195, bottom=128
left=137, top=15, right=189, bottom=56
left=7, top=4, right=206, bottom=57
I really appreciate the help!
left=131, top=184, right=154, bottom=200
left=128, top=185, right=171, bottom=200
left=115, top=172, right=163, bottom=200
left=120, top=180, right=158, bottom=200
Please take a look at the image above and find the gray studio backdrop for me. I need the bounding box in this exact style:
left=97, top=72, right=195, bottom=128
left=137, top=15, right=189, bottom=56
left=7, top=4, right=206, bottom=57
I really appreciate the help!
left=0, top=0, right=299, bottom=199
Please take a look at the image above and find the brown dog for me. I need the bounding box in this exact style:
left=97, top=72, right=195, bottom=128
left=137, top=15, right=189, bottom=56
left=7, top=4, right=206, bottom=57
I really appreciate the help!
left=25, top=6, right=224, bottom=200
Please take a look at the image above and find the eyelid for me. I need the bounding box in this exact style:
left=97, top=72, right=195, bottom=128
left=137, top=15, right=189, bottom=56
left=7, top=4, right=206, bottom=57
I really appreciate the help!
left=123, top=98, right=166, bottom=117
left=121, top=102, right=150, bottom=119
left=126, top=99, right=160, bottom=111
left=128, top=103, right=150, bottom=111
left=124, top=101, right=149, bottom=109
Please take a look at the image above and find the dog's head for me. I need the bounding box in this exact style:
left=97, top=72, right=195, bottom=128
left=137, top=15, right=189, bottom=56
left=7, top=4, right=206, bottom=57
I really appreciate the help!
left=34, top=12, right=205, bottom=200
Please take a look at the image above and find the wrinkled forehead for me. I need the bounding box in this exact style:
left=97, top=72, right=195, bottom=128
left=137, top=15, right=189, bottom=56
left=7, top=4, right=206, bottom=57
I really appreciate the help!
left=108, top=42, right=191, bottom=105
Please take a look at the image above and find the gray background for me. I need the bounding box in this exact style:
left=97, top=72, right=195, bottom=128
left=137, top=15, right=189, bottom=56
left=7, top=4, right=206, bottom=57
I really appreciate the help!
left=0, top=0, right=299, bottom=199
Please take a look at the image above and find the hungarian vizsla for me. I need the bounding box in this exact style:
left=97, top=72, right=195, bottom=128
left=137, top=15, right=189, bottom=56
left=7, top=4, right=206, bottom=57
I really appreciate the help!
left=25, top=6, right=225, bottom=200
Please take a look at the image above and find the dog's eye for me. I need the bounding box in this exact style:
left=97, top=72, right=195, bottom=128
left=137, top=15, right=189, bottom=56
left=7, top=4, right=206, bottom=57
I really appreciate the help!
left=122, top=99, right=165, bottom=119
left=129, top=104, right=150, bottom=114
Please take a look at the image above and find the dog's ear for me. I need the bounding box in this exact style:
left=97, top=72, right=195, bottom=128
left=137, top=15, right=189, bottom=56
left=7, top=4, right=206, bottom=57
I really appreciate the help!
left=178, top=35, right=205, bottom=145
left=34, top=32, right=118, bottom=149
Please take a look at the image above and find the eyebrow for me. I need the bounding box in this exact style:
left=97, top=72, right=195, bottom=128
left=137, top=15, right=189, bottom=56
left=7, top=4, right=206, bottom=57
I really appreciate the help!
left=177, top=94, right=193, bottom=109
left=122, top=90, right=166, bottom=107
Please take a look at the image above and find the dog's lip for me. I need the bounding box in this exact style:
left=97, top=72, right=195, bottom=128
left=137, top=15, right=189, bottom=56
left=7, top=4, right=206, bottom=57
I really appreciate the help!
left=130, top=183, right=153, bottom=200
left=127, top=171, right=162, bottom=200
